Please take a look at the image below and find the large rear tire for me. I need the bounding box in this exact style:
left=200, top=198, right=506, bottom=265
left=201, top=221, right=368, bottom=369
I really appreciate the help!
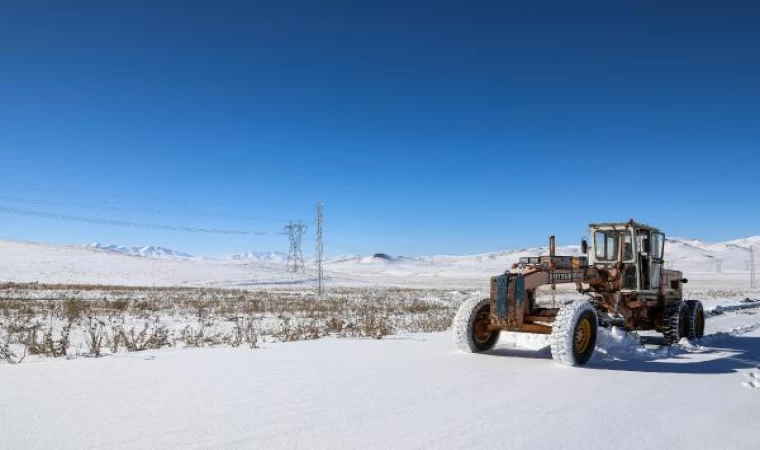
left=453, top=298, right=499, bottom=353
left=685, top=300, right=705, bottom=339
left=550, top=301, right=598, bottom=366
left=662, top=301, right=690, bottom=344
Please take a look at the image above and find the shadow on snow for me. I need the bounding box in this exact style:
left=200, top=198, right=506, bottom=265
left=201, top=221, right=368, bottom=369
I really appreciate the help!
left=483, top=336, right=760, bottom=375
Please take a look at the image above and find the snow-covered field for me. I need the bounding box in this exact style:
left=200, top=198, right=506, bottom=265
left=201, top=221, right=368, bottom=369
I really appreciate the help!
left=0, top=236, right=757, bottom=290
left=1, top=237, right=759, bottom=449
left=2, top=303, right=760, bottom=449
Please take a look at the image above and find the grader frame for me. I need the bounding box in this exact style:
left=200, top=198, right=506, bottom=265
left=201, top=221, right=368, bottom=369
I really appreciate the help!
left=487, top=220, right=686, bottom=335
left=454, top=220, right=704, bottom=366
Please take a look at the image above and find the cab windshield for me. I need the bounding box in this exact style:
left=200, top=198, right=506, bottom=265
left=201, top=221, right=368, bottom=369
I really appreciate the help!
left=594, top=230, right=633, bottom=262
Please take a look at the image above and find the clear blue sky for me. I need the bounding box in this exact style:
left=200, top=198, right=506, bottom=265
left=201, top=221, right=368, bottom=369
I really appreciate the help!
left=1, top=1, right=758, bottom=257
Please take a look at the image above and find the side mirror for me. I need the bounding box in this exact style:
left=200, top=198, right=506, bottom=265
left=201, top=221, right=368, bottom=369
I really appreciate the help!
left=580, top=238, right=588, bottom=254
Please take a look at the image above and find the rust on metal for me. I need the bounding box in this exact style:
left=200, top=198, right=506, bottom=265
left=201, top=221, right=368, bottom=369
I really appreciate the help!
left=486, top=220, right=693, bottom=339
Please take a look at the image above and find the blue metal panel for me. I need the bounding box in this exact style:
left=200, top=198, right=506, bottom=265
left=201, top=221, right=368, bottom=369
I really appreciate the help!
left=496, top=274, right=509, bottom=319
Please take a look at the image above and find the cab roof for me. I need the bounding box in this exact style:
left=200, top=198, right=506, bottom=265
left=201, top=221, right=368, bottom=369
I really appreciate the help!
left=588, top=219, right=661, bottom=233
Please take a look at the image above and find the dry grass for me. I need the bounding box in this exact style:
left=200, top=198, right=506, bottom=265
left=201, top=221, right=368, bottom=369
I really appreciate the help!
left=0, top=284, right=469, bottom=363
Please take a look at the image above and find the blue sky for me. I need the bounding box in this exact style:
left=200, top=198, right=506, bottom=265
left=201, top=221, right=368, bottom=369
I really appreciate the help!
left=1, top=1, right=759, bottom=257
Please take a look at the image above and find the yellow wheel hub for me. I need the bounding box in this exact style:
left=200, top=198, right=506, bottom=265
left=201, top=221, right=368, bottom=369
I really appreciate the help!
left=473, top=312, right=493, bottom=344
left=574, top=318, right=592, bottom=354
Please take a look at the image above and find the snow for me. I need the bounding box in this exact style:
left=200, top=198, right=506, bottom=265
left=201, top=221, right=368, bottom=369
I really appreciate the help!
left=0, top=236, right=754, bottom=289
left=0, top=240, right=312, bottom=287
left=226, top=250, right=288, bottom=264
left=2, top=309, right=760, bottom=449
left=1, top=237, right=760, bottom=448
left=86, top=242, right=193, bottom=259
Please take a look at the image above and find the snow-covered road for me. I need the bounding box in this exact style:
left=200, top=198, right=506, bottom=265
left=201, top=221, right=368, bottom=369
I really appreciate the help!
left=2, top=309, right=760, bottom=449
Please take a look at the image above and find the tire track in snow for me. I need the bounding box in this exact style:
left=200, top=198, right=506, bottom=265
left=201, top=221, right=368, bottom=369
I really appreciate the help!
left=705, top=299, right=760, bottom=318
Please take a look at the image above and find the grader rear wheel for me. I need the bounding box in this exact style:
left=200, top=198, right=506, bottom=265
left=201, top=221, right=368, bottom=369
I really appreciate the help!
left=685, top=300, right=705, bottom=339
left=550, top=300, right=598, bottom=366
left=663, top=302, right=690, bottom=344
left=453, top=298, right=500, bottom=353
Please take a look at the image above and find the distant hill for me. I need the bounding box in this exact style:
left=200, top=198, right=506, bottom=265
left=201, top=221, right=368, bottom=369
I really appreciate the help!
left=225, top=251, right=288, bottom=264
left=85, top=242, right=192, bottom=259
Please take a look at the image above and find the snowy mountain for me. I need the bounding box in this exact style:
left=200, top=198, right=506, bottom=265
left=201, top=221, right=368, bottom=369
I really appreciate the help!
left=85, top=242, right=192, bottom=259
left=724, top=236, right=760, bottom=248
left=81, top=235, right=759, bottom=275
left=0, top=235, right=757, bottom=289
left=226, top=251, right=288, bottom=264
left=665, top=236, right=759, bottom=272
left=324, top=237, right=759, bottom=278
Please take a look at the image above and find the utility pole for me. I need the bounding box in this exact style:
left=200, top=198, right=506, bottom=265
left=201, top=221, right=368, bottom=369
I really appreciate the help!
left=716, top=259, right=723, bottom=274
left=315, top=201, right=324, bottom=294
left=284, top=220, right=307, bottom=273
left=751, top=245, right=756, bottom=289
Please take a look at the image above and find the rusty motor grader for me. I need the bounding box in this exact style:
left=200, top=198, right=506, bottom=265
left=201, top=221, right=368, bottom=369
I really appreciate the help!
left=453, top=220, right=705, bottom=366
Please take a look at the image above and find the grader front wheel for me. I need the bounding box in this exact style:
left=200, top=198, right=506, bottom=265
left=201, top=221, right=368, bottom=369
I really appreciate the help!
left=453, top=298, right=500, bottom=353
left=550, top=301, right=598, bottom=366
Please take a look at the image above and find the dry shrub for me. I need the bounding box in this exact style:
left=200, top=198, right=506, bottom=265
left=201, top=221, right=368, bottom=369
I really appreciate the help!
left=110, top=299, right=129, bottom=312
left=134, top=300, right=158, bottom=316
left=63, top=298, right=87, bottom=321
left=25, top=322, right=71, bottom=357
left=0, top=283, right=470, bottom=362
left=107, top=324, right=125, bottom=353
left=324, top=316, right=344, bottom=334
left=231, top=316, right=260, bottom=348
left=358, top=311, right=394, bottom=339
left=120, top=323, right=170, bottom=351
left=83, top=318, right=105, bottom=356
left=0, top=325, right=26, bottom=364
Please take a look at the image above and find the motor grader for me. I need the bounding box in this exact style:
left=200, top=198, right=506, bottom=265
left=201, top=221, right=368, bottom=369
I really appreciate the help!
left=453, top=220, right=705, bottom=366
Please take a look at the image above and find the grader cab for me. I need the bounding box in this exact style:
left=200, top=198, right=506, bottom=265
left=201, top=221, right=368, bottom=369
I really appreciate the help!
left=453, top=220, right=705, bottom=366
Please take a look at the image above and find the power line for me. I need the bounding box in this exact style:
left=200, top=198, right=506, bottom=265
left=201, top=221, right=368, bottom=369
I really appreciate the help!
left=0, top=205, right=284, bottom=235
left=0, top=183, right=303, bottom=215
left=0, top=193, right=289, bottom=223
left=315, top=201, right=324, bottom=294
left=284, top=220, right=307, bottom=273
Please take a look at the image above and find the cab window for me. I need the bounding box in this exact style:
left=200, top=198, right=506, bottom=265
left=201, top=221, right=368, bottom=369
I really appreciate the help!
left=651, top=232, right=664, bottom=260
left=594, top=230, right=634, bottom=262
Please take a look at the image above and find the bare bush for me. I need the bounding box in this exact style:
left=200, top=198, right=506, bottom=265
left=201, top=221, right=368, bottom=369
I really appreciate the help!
left=83, top=318, right=105, bottom=356
left=358, top=311, right=394, bottom=339
left=121, top=323, right=171, bottom=351
left=0, top=326, right=26, bottom=364
left=110, top=299, right=129, bottom=313
left=63, top=298, right=87, bottom=322
left=0, top=284, right=468, bottom=362
left=231, top=316, right=260, bottom=348
left=107, top=324, right=124, bottom=353
left=24, top=322, right=71, bottom=357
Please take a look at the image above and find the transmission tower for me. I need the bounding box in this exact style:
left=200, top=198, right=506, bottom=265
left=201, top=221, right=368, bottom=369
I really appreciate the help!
left=315, top=201, right=324, bottom=294
left=284, top=220, right=307, bottom=273
left=751, top=245, right=756, bottom=289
